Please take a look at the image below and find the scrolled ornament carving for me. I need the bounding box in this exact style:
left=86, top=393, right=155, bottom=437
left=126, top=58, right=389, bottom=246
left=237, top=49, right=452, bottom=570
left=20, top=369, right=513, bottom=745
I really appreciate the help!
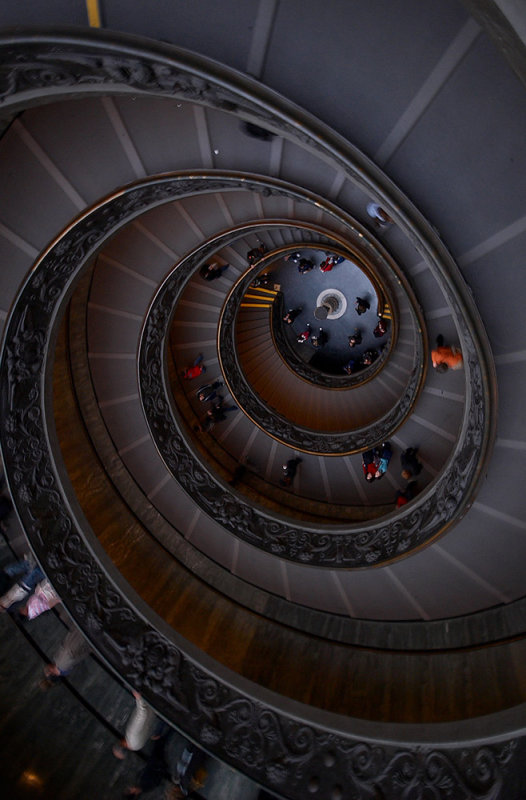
left=217, top=266, right=422, bottom=454
left=271, top=296, right=392, bottom=389
left=134, top=179, right=489, bottom=566
left=0, top=35, right=501, bottom=797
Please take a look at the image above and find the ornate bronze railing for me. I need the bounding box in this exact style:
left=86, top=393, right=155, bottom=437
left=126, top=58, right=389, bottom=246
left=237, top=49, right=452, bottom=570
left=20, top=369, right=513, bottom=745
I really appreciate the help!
left=0, top=34, right=503, bottom=797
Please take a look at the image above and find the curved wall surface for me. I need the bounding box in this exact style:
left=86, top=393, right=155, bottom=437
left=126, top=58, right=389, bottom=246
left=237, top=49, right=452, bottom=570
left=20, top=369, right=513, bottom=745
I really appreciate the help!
left=1, top=3, right=526, bottom=798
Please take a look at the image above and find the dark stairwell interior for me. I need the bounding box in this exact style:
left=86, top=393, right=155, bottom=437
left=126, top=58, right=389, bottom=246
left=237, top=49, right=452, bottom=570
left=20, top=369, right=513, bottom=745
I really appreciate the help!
left=1, top=2, right=526, bottom=799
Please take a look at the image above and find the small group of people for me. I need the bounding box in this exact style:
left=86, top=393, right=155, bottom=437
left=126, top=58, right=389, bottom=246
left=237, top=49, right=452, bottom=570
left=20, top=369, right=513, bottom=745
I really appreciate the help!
left=360, top=442, right=423, bottom=508
left=344, top=348, right=380, bottom=374
left=348, top=317, right=388, bottom=347
left=286, top=250, right=345, bottom=275
left=182, top=355, right=237, bottom=431
left=297, top=257, right=315, bottom=274
left=278, top=446, right=423, bottom=504
left=362, top=443, right=423, bottom=504
left=284, top=251, right=317, bottom=274
left=362, top=442, right=393, bottom=482
left=296, top=323, right=328, bottom=347
left=195, top=378, right=237, bottom=431
left=0, top=550, right=91, bottom=692
left=319, top=253, right=344, bottom=272
left=0, top=540, right=206, bottom=798
left=344, top=316, right=388, bottom=373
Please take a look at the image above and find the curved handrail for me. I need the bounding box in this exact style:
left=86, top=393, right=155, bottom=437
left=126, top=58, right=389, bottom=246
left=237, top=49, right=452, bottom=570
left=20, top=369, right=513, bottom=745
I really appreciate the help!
left=0, top=36, right=494, bottom=570
left=0, top=190, right=485, bottom=570
left=72, top=269, right=526, bottom=653
left=217, top=252, right=420, bottom=454
left=0, top=34, right=504, bottom=789
left=271, top=293, right=394, bottom=390
left=234, top=242, right=399, bottom=390
left=218, top=258, right=424, bottom=456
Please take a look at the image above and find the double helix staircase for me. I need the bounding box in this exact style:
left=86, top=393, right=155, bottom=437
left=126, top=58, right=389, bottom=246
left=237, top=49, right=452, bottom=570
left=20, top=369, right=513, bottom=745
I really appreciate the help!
left=1, top=2, right=526, bottom=798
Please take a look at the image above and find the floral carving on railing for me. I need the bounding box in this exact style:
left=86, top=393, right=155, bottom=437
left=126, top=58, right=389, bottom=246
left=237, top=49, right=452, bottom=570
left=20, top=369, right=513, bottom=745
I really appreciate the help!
left=216, top=258, right=420, bottom=454
left=0, top=35, right=500, bottom=798
left=270, top=294, right=393, bottom=389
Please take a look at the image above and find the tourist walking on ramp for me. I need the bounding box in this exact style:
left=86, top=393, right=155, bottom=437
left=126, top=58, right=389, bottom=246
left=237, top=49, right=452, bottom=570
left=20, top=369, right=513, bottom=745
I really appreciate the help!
left=113, top=690, right=158, bottom=760
left=431, top=334, right=463, bottom=372
left=181, top=354, right=206, bottom=380
left=400, top=447, right=423, bottom=480
left=280, top=458, right=302, bottom=487
left=374, top=442, right=392, bottom=479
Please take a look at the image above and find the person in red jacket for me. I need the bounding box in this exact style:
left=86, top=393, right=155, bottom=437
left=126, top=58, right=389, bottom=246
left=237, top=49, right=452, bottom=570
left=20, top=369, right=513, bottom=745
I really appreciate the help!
left=181, top=354, right=206, bottom=380
left=362, top=449, right=377, bottom=482
left=297, top=325, right=311, bottom=343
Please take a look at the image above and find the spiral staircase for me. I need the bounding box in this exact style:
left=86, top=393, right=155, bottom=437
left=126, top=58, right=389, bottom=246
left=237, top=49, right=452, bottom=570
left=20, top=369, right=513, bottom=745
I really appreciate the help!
left=1, top=2, right=526, bottom=798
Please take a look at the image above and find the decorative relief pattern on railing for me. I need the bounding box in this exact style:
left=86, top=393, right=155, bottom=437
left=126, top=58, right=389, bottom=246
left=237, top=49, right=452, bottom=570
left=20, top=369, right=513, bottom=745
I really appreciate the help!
left=0, top=36, right=495, bottom=568
left=0, top=35, right=500, bottom=793
left=0, top=185, right=488, bottom=572
left=0, top=178, right=515, bottom=800
left=0, top=259, right=512, bottom=797
left=0, top=166, right=487, bottom=571
left=217, top=261, right=420, bottom=454
left=270, top=293, right=393, bottom=390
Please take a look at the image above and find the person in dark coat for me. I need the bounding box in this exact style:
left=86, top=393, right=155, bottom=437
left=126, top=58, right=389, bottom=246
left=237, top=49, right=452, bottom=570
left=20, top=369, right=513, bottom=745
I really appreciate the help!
left=247, top=244, right=267, bottom=265
left=251, top=271, right=274, bottom=288
left=373, top=318, right=388, bottom=338
left=122, top=728, right=173, bottom=798
left=362, top=450, right=377, bottom=482
left=355, top=297, right=370, bottom=315
left=297, top=258, right=314, bottom=274
left=202, top=400, right=237, bottom=431
left=343, top=358, right=357, bottom=375
left=361, top=349, right=379, bottom=367
left=395, top=481, right=418, bottom=508
left=284, top=251, right=301, bottom=265
left=199, top=261, right=229, bottom=281
left=348, top=330, right=362, bottom=348
left=280, top=458, right=302, bottom=487
left=311, top=327, right=327, bottom=347
left=283, top=307, right=302, bottom=324
left=195, top=380, right=223, bottom=403
left=400, top=447, right=423, bottom=480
